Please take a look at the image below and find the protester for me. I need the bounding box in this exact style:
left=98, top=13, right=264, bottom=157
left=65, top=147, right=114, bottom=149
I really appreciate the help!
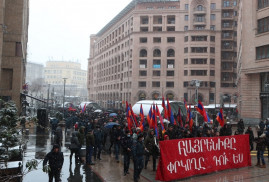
left=144, top=129, right=158, bottom=171
left=69, top=132, right=81, bottom=164
left=245, top=126, right=254, bottom=151
left=237, top=119, right=245, bottom=134
left=114, top=125, right=123, bottom=162
left=121, top=130, right=133, bottom=176
left=55, top=124, right=63, bottom=146
left=254, top=130, right=266, bottom=168
left=86, top=129, right=95, bottom=165
left=133, top=134, right=145, bottom=182
left=94, top=125, right=104, bottom=160
left=43, top=144, right=64, bottom=182
left=259, top=120, right=266, bottom=132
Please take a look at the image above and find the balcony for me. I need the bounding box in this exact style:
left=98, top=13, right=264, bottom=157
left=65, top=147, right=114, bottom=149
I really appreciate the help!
left=222, top=15, right=234, bottom=20
left=222, top=25, right=234, bottom=30
left=193, top=7, right=206, bottom=15
left=193, top=18, right=206, bottom=25
left=222, top=5, right=234, bottom=10
left=221, top=46, right=235, bottom=51
left=222, top=35, right=234, bottom=40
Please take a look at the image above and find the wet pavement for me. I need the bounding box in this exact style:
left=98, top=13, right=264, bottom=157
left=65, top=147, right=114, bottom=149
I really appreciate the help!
left=22, top=127, right=269, bottom=182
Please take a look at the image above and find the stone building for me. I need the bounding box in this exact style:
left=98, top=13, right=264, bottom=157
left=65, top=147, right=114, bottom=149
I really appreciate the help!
left=0, top=0, right=29, bottom=111
left=88, top=0, right=238, bottom=109
left=237, top=0, right=269, bottom=124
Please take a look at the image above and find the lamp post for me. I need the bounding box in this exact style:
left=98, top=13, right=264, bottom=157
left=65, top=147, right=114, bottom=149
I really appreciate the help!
left=190, top=79, right=201, bottom=126
left=63, top=78, right=67, bottom=120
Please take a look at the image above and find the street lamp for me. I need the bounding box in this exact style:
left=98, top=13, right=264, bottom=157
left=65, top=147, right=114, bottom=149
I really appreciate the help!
left=190, top=79, right=201, bottom=126
left=63, top=78, right=67, bottom=120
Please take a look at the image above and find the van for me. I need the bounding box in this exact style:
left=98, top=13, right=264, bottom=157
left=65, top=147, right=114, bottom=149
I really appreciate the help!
left=132, top=100, right=186, bottom=117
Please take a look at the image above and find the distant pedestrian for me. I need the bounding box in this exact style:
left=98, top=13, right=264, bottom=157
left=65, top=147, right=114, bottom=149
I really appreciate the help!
left=254, top=131, right=266, bottom=168
left=245, top=126, right=254, bottom=151
left=69, top=132, right=81, bottom=164
left=144, top=129, right=158, bottom=171
left=259, top=120, right=265, bottom=132
left=94, top=125, right=104, bottom=160
left=237, top=119, right=245, bottom=134
left=43, top=144, right=64, bottom=182
left=133, top=134, right=145, bottom=182
left=86, top=129, right=95, bottom=165
left=121, top=130, right=133, bottom=176
left=55, top=124, right=63, bottom=146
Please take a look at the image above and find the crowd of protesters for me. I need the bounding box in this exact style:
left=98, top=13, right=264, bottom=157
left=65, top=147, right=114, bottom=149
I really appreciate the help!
left=46, top=107, right=269, bottom=182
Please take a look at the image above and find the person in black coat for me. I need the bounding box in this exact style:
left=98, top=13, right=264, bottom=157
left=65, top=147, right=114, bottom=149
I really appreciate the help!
left=133, top=134, right=145, bottom=182
left=43, top=144, right=64, bottom=182
left=94, top=125, right=104, bottom=160
left=245, top=126, right=254, bottom=151
left=70, top=132, right=81, bottom=164
left=121, top=130, right=133, bottom=176
left=114, top=125, right=123, bottom=162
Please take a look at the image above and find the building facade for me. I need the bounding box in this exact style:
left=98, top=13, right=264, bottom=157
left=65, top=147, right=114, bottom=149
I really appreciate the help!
left=88, top=0, right=238, bottom=109
left=44, top=61, right=87, bottom=103
left=0, top=0, right=29, bottom=111
left=26, top=62, right=44, bottom=85
left=237, top=0, right=269, bottom=124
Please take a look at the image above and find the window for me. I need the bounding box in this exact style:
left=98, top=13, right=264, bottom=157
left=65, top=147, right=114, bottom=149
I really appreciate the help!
left=210, top=70, right=215, bottom=76
left=153, top=16, right=162, bottom=24
left=191, top=47, right=207, bottom=53
left=167, top=71, right=174, bottom=76
left=191, top=59, right=207, bottom=64
left=152, top=81, right=160, bottom=87
left=185, top=15, right=189, bottom=21
left=209, top=93, right=215, bottom=102
left=195, top=26, right=205, bottom=30
left=223, top=12, right=230, bottom=17
left=167, top=59, right=175, bottom=68
left=210, top=82, right=216, bottom=87
left=184, top=59, right=188, bottom=64
left=258, top=0, right=269, bottom=9
left=184, top=82, right=189, bottom=87
left=184, top=26, right=188, bottom=31
left=258, top=16, right=269, bottom=34
left=184, top=47, right=188, bottom=53
left=139, top=81, right=146, bottom=87
left=233, top=0, right=237, bottom=6
left=153, top=37, right=161, bottom=43
left=184, top=70, right=188, bottom=76
left=210, top=47, right=215, bottom=53
left=184, top=36, right=188, bottom=42
left=210, top=25, right=215, bottom=30
left=211, top=14, right=216, bottom=20
left=223, top=1, right=230, bottom=7
left=139, top=71, right=147, bottom=76
left=191, top=36, right=207, bottom=41
left=197, top=5, right=204, bottom=11
left=191, top=70, right=207, bottom=76
left=256, top=44, right=269, bottom=60
left=211, top=3, right=216, bottom=10
left=185, top=4, right=189, bottom=10
left=167, top=37, right=175, bottom=43
left=210, top=59, right=215, bottom=65
left=153, top=49, right=161, bottom=57
left=166, top=82, right=174, bottom=88
left=140, top=27, right=148, bottom=32
left=195, top=15, right=205, bottom=22
left=140, top=49, right=147, bottom=57
left=140, top=37, right=147, bottom=43
left=167, top=49, right=175, bottom=57
left=153, top=70, right=161, bottom=76
left=153, top=27, right=162, bottom=31
left=141, top=16, right=149, bottom=24
left=167, top=26, right=175, bottom=31
left=139, top=59, right=147, bottom=68
left=167, top=16, right=175, bottom=24
left=210, top=36, right=215, bottom=42
left=153, top=59, right=161, bottom=68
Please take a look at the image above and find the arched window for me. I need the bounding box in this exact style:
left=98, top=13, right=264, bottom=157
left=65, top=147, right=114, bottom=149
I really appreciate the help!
left=167, top=49, right=175, bottom=57
left=166, top=93, right=174, bottom=100
left=153, top=49, right=161, bottom=57
left=140, top=49, right=147, bottom=57
left=152, top=92, right=160, bottom=100
left=139, top=92, right=146, bottom=100
left=197, top=5, right=204, bottom=11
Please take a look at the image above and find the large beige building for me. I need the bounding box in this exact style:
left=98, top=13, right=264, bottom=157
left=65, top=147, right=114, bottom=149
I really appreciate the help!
left=0, top=0, right=29, bottom=111
left=44, top=61, right=87, bottom=101
left=237, top=0, right=269, bottom=124
left=88, top=0, right=238, bottom=109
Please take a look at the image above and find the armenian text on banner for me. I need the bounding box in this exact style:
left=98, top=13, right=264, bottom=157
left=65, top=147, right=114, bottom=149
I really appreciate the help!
left=156, top=135, right=251, bottom=181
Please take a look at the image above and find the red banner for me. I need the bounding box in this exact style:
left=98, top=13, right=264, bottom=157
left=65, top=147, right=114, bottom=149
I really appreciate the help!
left=156, top=135, right=251, bottom=181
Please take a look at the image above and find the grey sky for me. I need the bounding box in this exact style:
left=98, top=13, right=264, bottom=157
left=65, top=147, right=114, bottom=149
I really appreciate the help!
left=28, top=0, right=131, bottom=70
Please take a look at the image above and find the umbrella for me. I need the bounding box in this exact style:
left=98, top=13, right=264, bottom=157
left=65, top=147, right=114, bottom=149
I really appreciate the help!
left=104, top=122, right=120, bottom=129
left=109, top=113, right=117, bottom=117
left=94, top=109, right=102, bottom=113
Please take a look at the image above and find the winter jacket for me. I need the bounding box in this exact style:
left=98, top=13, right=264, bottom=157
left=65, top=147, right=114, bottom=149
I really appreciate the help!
left=77, top=127, right=85, bottom=146
left=121, top=134, right=133, bottom=154
left=144, top=130, right=155, bottom=154
left=245, top=129, right=254, bottom=144
left=94, top=129, right=104, bottom=145
left=70, top=132, right=80, bottom=150
left=86, top=132, right=95, bottom=147
left=43, top=145, right=64, bottom=170
left=255, top=133, right=266, bottom=151
left=133, top=140, right=145, bottom=159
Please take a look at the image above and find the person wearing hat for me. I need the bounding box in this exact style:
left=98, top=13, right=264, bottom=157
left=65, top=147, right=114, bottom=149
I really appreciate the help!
left=43, top=144, right=64, bottom=182
left=133, top=134, right=145, bottom=182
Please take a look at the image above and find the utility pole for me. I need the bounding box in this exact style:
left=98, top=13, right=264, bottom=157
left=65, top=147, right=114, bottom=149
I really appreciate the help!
left=63, top=78, right=67, bottom=120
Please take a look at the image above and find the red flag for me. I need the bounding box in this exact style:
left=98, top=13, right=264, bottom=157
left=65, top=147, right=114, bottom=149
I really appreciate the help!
left=184, top=99, right=189, bottom=124
left=139, top=104, right=145, bottom=131
left=156, top=104, right=165, bottom=133
left=162, top=96, right=168, bottom=119
left=196, top=100, right=209, bottom=122
left=126, top=106, right=133, bottom=132
left=147, top=106, right=153, bottom=128
left=166, top=98, right=171, bottom=120
left=188, top=104, right=193, bottom=131
left=177, top=108, right=183, bottom=127
left=216, top=108, right=225, bottom=127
